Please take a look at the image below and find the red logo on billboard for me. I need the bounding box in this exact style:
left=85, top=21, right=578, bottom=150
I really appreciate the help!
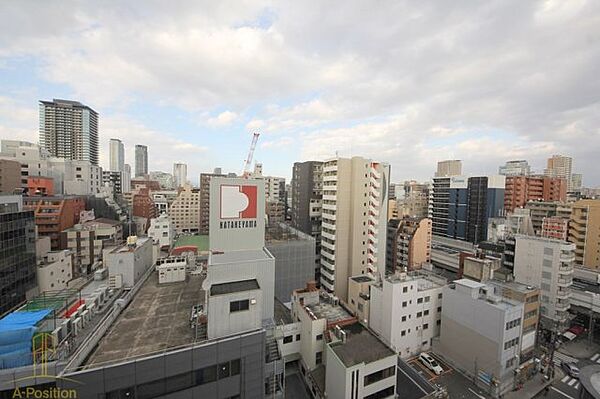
left=220, top=185, right=257, bottom=219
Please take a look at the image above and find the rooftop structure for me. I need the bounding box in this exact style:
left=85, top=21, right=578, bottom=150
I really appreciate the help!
left=329, top=322, right=395, bottom=368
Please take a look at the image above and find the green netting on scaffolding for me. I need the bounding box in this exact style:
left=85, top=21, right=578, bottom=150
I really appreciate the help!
left=20, top=289, right=79, bottom=312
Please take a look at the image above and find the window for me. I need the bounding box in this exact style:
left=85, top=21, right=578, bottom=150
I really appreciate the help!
left=423, top=323, right=429, bottom=330
left=316, top=351, right=323, bottom=365
left=425, top=296, right=430, bottom=303
left=437, top=320, right=441, bottom=326
left=402, top=316, right=407, bottom=322
left=296, top=334, right=301, bottom=341
left=218, top=362, right=230, bottom=379
left=230, top=299, right=250, bottom=312
left=365, top=386, right=395, bottom=399
left=283, top=335, right=293, bottom=344
left=438, top=293, right=442, bottom=299
left=417, top=298, right=423, bottom=304
left=316, top=334, right=323, bottom=341
left=417, top=311, right=422, bottom=318
left=364, top=366, right=395, bottom=386
left=231, top=359, right=240, bottom=376
left=196, top=365, right=217, bottom=384
left=403, top=286, right=408, bottom=293
left=424, top=310, right=429, bottom=316
left=401, top=330, right=406, bottom=337
left=402, top=301, right=407, bottom=308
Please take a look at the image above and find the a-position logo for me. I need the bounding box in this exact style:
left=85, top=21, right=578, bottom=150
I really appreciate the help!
left=220, top=185, right=257, bottom=219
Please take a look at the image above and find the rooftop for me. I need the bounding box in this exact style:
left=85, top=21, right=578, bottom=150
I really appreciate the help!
left=329, top=323, right=395, bottom=367
left=306, top=300, right=353, bottom=325
left=210, top=279, right=260, bottom=296
left=265, top=222, right=314, bottom=243
left=84, top=271, right=205, bottom=367
left=274, top=299, right=293, bottom=325
left=351, top=276, right=374, bottom=284
left=174, top=235, right=209, bottom=252
left=210, top=248, right=273, bottom=264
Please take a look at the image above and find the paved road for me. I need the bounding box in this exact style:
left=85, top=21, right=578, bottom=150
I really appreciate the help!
left=535, top=349, right=600, bottom=399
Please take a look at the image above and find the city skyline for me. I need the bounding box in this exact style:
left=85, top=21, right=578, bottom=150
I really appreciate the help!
left=0, top=2, right=598, bottom=185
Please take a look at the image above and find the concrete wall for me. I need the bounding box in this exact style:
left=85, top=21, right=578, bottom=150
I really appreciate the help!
left=208, top=288, right=262, bottom=339
left=59, top=329, right=266, bottom=399
left=106, top=238, right=153, bottom=287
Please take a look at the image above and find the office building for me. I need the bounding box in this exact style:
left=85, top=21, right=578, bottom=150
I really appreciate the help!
left=437, top=279, right=524, bottom=396
left=526, top=201, right=572, bottom=236
left=386, top=217, right=432, bottom=273
left=320, top=156, right=390, bottom=302
left=541, top=216, right=569, bottom=241
left=466, top=175, right=505, bottom=244
left=397, top=180, right=430, bottom=219
left=430, top=175, right=468, bottom=239
left=290, top=161, right=323, bottom=284
left=199, top=172, right=226, bottom=234
left=265, top=223, right=316, bottom=302
left=123, top=164, right=132, bottom=193
left=569, top=200, right=600, bottom=269
left=23, top=196, right=86, bottom=249
left=368, top=271, right=445, bottom=358
left=109, top=138, right=125, bottom=172
left=499, top=160, right=531, bottom=177
left=170, top=184, right=200, bottom=234
left=36, top=250, right=74, bottom=293
left=0, top=159, right=21, bottom=193
left=173, top=162, right=187, bottom=188
left=435, top=160, right=462, bottom=177
left=513, top=235, right=574, bottom=326
left=135, top=144, right=148, bottom=177
left=39, top=99, right=99, bottom=165
left=544, top=154, right=574, bottom=192
left=504, top=176, right=566, bottom=213
left=148, top=213, right=175, bottom=250
left=0, top=195, right=36, bottom=315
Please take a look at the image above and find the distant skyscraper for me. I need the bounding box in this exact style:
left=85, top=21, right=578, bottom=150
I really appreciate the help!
left=435, top=160, right=462, bottom=177
left=135, top=144, right=148, bottom=177
left=109, top=138, right=125, bottom=172
left=499, top=160, right=531, bottom=176
left=123, top=164, right=132, bottom=193
left=545, top=154, right=573, bottom=191
left=173, top=163, right=187, bottom=188
left=39, top=99, right=99, bottom=165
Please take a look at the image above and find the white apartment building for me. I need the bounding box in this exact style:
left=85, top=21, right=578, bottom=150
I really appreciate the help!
left=53, top=159, right=103, bottom=195
left=37, top=250, right=74, bottom=293
left=152, top=190, right=178, bottom=215
left=169, top=184, right=200, bottom=233
left=437, top=279, right=524, bottom=396
left=265, top=176, right=285, bottom=203
left=173, top=163, right=188, bottom=188
left=148, top=214, right=175, bottom=249
left=320, top=157, right=390, bottom=303
left=369, top=271, right=445, bottom=358
left=513, top=235, right=575, bottom=326
left=104, top=236, right=154, bottom=287
left=109, top=138, right=125, bottom=172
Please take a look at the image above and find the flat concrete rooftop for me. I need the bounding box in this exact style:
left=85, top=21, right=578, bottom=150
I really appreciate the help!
left=210, top=248, right=273, bottom=264
left=307, top=301, right=353, bottom=324
left=84, top=272, right=205, bottom=367
left=330, top=323, right=395, bottom=367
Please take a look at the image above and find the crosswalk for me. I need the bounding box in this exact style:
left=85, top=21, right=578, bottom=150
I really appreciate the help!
left=560, top=375, right=580, bottom=389
left=553, top=351, right=578, bottom=365
left=591, top=353, right=600, bottom=363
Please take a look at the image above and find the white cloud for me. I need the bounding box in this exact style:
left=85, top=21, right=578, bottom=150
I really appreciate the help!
left=260, top=136, right=294, bottom=149
left=206, top=110, right=238, bottom=127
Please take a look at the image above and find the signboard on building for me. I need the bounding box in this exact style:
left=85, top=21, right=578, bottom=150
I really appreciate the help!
left=209, top=177, right=265, bottom=251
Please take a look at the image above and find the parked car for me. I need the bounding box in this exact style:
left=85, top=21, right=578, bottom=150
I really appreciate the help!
left=560, top=331, right=577, bottom=342
left=561, top=362, right=580, bottom=378
left=419, top=353, right=443, bottom=375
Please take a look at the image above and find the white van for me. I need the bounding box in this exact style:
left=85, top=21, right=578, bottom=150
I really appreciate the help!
left=419, top=352, right=443, bottom=375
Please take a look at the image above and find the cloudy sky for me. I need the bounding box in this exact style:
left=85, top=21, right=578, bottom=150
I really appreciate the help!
left=0, top=0, right=599, bottom=185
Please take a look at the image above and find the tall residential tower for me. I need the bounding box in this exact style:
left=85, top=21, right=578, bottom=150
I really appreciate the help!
left=135, top=144, right=148, bottom=177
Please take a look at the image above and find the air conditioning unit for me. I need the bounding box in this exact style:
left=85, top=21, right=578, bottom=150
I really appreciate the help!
left=73, top=317, right=83, bottom=336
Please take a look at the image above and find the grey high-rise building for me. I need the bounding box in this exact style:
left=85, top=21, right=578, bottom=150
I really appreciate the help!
left=291, top=161, right=323, bottom=284
left=39, top=99, right=99, bottom=165
left=0, top=196, right=36, bottom=315
left=109, top=138, right=125, bottom=172
left=135, top=144, right=148, bottom=177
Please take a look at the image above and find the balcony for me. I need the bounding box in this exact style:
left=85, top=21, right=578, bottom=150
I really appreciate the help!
left=321, top=257, right=335, bottom=271
left=558, top=265, right=574, bottom=275
left=555, top=300, right=570, bottom=311
left=320, top=277, right=334, bottom=292
left=556, top=289, right=571, bottom=300
left=320, top=266, right=335, bottom=281
left=321, top=240, right=335, bottom=251
left=557, top=278, right=572, bottom=287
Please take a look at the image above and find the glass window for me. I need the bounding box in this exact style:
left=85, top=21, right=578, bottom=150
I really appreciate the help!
left=219, top=362, right=230, bottom=379
left=196, top=365, right=217, bottom=385
left=231, top=359, right=241, bottom=376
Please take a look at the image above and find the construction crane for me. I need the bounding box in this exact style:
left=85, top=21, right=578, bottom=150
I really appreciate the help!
left=242, top=132, right=260, bottom=178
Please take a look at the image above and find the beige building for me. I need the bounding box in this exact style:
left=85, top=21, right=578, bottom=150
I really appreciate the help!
left=525, top=201, right=572, bottom=236
left=37, top=250, right=74, bottom=292
left=169, top=184, right=200, bottom=233
left=0, top=159, right=22, bottom=193
left=320, top=156, right=390, bottom=302
left=435, top=160, right=462, bottom=177
left=544, top=154, right=574, bottom=191
left=386, top=217, right=432, bottom=273
left=569, top=200, right=600, bottom=269
left=397, top=180, right=430, bottom=219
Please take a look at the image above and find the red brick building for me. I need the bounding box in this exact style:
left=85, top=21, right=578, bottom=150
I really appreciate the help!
left=24, top=196, right=86, bottom=249
left=504, top=176, right=566, bottom=212
left=132, top=187, right=158, bottom=221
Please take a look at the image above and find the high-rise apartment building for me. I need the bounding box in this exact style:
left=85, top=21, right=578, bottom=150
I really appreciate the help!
left=571, top=173, right=583, bottom=192
left=0, top=196, right=36, bottom=315
left=39, top=99, right=99, bottom=165
left=320, top=156, right=389, bottom=302
left=569, top=200, right=600, bottom=269
left=504, top=176, right=566, bottom=212
left=149, top=171, right=174, bottom=190
left=435, top=159, right=462, bottom=177
left=170, top=184, right=200, bottom=234
left=513, top=235, right=574, bottom=326
left=397, top=180, right=430, bottom=218
left=542, top=216, right=569, bottom=241
left=109, top=138, right=125, bottom=172
left=386, top=217, right=432, bottom=273
left=291, top=161, right=324, bottom=284
left=199, top=172, right=225, bottom=234
left=173, top=162, right=187, bottom=188
left=544, top=154, right=574, bottom=191
left=466, top=176, right=505, bottom=244
left=499, top=160, right=531, bottom=176
left=135, top=144, right=148, bottom=177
